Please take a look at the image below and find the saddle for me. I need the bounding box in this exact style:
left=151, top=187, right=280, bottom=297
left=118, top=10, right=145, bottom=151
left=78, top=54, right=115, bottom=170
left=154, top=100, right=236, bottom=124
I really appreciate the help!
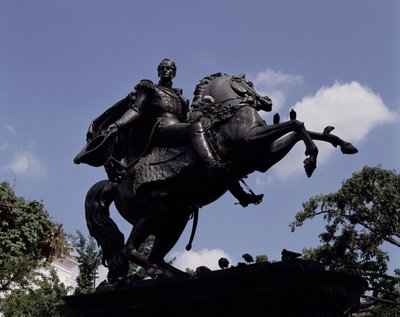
left=130, top=144, right=196, bottom=194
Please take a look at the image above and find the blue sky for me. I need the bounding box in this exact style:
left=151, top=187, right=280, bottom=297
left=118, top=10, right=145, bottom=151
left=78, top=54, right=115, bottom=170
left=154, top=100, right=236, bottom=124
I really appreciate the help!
left=1, top=0, right=399, bottom=276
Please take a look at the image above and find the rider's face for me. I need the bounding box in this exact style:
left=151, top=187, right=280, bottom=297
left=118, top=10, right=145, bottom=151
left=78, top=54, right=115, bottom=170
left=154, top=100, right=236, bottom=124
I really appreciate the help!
left=158, top=62, right=175, bottom=80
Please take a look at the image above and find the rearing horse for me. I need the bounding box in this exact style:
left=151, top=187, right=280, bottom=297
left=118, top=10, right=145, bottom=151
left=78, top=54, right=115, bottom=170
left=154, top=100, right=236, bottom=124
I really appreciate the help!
left=81, top=72, right=357, bottom=282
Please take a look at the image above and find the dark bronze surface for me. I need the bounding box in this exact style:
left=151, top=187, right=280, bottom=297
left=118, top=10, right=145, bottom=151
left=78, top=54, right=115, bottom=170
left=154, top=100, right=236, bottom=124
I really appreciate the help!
left=75, top=61, right=358, bottom=283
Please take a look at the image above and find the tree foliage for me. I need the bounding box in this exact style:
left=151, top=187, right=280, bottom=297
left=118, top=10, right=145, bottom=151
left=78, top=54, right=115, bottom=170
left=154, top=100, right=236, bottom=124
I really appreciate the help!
left=255, top=255, right=269, bottom=263
left=72, top=230, right=102, bottom=294
left=0, top=268, right=70, bottom=317
left=0, top=181, right=69, bottom=292
left=291, top=166, right=400, bottom=314
left=125, top=235, right=177, bottom=279
left=128, top=235, right=155, bottom=279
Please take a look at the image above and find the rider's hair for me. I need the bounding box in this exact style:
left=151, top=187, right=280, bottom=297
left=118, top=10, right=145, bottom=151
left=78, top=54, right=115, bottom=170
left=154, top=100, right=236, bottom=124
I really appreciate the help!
left=157, top=58, right=177, bottom=73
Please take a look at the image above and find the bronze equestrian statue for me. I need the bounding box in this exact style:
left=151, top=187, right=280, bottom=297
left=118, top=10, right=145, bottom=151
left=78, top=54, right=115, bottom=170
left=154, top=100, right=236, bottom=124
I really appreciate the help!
left=74, top=59, right=358, bottom=282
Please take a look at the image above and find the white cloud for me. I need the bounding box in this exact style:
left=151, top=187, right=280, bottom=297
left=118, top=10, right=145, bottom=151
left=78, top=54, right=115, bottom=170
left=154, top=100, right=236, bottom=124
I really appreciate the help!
left=251, top=69, right=304, bottom=111
left=6, top=151, right=46, bottom=177
left=85, top=249, right=234, bottom=287
left=170, top=248, right=234, bottom=271
left=269, top=81, right=398, bottom=180
left=293, top=81, right=396, bottom=138
left=253, top=69, right=303, bottom=87
left=95, top=265, right=108, bottom=286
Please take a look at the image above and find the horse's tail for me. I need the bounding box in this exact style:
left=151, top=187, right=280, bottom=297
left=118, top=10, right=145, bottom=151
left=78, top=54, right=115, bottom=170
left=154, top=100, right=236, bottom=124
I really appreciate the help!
left=85, top=180, right=124, bottom=267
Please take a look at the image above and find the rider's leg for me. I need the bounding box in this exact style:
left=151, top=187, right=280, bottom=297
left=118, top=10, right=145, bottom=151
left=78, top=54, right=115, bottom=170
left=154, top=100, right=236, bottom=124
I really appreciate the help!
left=228, top=181, right=263, bottom=207
left=189, top=121, right=222, bottom=172
left=155, top=120, right=224, bottom=172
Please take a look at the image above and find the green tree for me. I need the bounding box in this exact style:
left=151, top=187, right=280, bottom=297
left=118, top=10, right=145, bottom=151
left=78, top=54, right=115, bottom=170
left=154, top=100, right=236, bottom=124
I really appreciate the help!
left=255, top=254, right=269, bottom=263
left=126, top=235, right=177, bottom=278
left=0, top=181, right=69, bottom=292
left=72, top=230, right=102, bottom=294
left=291, top=166, right=400, bottom=315
left=0, top=268, right=70, bottom=317
left=128, top=235, right=155, bottom=279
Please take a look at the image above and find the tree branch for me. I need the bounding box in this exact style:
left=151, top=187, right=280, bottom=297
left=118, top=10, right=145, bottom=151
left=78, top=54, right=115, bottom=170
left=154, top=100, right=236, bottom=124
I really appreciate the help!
left=357, top=220, right=400, bottom=247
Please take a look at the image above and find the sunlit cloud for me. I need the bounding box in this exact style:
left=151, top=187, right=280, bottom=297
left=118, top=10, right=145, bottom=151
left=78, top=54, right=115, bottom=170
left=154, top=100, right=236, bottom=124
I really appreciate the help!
left=251, top=69, right=304, bottom=111
left=85, top=249, right=236, bottom=287
left=253, top=69, right=304, bottom=87
left=170, top=248, right=234, bottom=271
left=88, top=248, right=242, bottom=288
left=267, top=81, right=398, bottom=180
left=5, top=151, right=46, bottom=178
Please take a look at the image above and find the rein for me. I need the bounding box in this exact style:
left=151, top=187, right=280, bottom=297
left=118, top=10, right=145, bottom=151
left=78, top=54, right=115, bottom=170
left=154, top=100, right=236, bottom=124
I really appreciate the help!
left=212, top=96, right=241, bottom=107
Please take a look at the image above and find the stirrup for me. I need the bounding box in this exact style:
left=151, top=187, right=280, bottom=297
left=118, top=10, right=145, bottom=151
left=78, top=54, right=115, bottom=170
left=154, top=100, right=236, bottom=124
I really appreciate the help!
left=237, top=193, right=264, bottom=207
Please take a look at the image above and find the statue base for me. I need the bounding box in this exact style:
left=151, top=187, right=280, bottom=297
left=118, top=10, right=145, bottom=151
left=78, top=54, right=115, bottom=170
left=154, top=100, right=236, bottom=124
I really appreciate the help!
left=60, top=260, right=366, bottom=317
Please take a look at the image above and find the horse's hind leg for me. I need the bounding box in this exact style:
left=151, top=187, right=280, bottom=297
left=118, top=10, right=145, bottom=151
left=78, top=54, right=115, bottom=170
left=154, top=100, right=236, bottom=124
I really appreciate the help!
left=148, top=207, right=191, bottom=276
left=121, top=217, right=157, bottom=272
left=85, top=180, right=127, bottom=283
left=119, top=212, right=189, bottom=278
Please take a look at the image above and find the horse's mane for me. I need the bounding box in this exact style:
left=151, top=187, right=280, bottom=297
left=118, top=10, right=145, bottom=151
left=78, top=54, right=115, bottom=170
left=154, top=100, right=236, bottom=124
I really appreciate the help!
left=192, top=72, right=227, bottom=107
left=188, top=72, right=245, bottom=128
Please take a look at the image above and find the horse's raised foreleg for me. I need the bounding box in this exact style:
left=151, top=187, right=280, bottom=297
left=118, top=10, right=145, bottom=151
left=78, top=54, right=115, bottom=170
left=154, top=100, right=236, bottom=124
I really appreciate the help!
left=247, top=120, right=318, bottom=176
left=307, top=130, right=358, bottom=154
left=256, top=132, right=299, bottom=172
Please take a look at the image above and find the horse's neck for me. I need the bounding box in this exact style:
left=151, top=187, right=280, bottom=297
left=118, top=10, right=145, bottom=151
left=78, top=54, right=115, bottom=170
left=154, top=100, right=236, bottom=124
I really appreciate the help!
left=204, top=78, right=237, bottom=104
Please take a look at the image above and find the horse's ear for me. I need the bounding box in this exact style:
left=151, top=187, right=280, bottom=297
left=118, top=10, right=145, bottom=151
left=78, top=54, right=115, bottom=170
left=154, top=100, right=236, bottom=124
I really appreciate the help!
left=238, top=73, right=246, bottom=79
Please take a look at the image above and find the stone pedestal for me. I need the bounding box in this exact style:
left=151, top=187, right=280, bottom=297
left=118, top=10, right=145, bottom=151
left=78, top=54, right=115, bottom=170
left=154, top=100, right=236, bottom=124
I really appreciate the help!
left=60, top=260, right=366, bottom=317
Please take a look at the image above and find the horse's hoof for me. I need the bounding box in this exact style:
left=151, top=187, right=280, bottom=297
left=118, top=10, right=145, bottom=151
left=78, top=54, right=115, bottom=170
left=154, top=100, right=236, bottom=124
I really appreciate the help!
left=303, top=157, right=317, bottom=177
left=341, top=142, right=358, bottom=154
left=147, top=266, right=171, bottom=279
left=96, top=279, right=110, bottom=291
left=107, top=272, right=121, bottom=285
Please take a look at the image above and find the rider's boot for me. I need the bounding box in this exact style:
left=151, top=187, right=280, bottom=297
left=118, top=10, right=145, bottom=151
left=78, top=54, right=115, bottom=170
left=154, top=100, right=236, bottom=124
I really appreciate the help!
left=190, top=121, right=226, bottom=175
left=237, top=193, right=264, bottom=207
left=228, top=181, right=264, bottom=207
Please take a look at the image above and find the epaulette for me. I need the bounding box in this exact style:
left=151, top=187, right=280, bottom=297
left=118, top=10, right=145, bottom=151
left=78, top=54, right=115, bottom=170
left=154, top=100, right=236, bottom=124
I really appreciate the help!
left=172, top=88, right=183, bottom=96
left=135, top=79, right=154, bottom=90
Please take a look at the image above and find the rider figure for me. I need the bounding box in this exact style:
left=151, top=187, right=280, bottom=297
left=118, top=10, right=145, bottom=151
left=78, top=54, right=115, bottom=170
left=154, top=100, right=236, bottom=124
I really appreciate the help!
left=105, top=58, right=262, bottom=207
left=106, top=58, right=221, bottom=174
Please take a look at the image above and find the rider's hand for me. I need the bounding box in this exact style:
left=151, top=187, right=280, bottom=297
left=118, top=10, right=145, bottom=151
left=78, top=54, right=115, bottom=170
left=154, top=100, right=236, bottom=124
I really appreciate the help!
left=106, top=123, right=118, bottom=134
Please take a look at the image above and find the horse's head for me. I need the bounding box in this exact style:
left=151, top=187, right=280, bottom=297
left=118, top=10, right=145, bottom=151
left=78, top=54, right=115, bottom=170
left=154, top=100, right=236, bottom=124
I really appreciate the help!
left=192, top=73, right=272, bottom=112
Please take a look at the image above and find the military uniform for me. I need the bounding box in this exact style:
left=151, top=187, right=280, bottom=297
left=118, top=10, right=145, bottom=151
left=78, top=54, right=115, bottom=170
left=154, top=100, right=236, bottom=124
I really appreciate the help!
left=127, top=79, right=190, bottom=148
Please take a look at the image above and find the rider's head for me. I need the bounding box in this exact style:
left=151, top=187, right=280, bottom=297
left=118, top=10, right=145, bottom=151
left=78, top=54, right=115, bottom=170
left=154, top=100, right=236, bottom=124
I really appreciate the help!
left=157, top=58, right=176, bottom=81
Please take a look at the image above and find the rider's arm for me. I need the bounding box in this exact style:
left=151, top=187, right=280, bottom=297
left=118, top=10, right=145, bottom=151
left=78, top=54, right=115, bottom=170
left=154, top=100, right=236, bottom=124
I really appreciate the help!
left=180, top=96, right=190, bottom=121
left=113, top=89, right=147, bottom=129
left=111, top=79, right=155, bottom=130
